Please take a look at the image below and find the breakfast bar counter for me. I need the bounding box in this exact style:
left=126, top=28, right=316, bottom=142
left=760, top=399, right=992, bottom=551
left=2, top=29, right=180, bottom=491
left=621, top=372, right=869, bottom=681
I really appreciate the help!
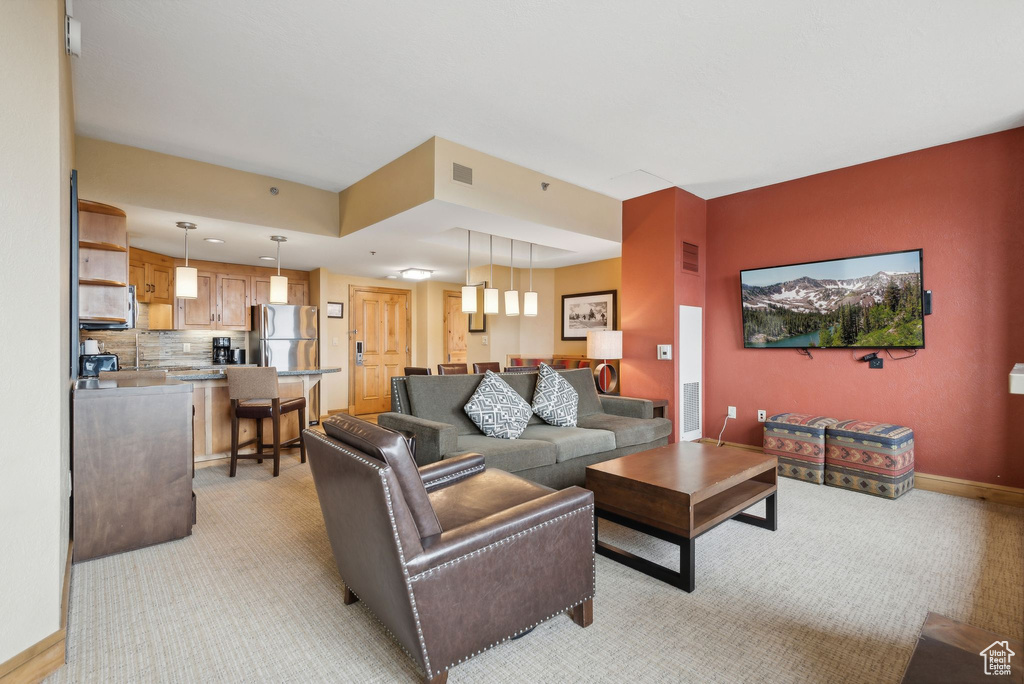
left=165, top=367, right=340, bottom=464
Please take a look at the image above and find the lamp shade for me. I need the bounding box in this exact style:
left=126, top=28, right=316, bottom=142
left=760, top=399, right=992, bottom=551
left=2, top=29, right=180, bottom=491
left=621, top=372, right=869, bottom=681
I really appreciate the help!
left=587, top=330, right=622, bottom=360
left=523, top=291, right=538, bottom=317
left=504, top=290, right=519, bottom=316
left=483, top=287, right=499, bottom=314
left=175, top=266, right=198, bottom=299
left=269, top=275, right=289, bottom=304
left=461, top=285, right=478, bottom=313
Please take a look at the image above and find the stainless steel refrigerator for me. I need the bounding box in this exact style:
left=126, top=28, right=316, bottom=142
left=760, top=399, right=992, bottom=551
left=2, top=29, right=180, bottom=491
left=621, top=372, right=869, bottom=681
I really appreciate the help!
left=248, top=304, right=320, bottom=421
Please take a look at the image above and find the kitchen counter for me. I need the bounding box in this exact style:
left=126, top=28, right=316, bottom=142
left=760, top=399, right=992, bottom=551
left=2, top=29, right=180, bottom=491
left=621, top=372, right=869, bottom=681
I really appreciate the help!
left=166, top=367, right=339, bottom=381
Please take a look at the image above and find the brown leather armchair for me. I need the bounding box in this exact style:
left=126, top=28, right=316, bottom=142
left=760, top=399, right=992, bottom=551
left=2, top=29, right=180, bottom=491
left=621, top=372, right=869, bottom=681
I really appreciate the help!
left=305, top=415, right=595, bottom=683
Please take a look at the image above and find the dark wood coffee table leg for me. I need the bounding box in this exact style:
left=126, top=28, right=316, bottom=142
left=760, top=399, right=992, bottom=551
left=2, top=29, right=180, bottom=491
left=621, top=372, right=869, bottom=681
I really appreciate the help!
left=594, top=508, right=697, bottom=592
left=733, top=492, right=777, bottom=531
left=679, top=536, right=695, bottom=592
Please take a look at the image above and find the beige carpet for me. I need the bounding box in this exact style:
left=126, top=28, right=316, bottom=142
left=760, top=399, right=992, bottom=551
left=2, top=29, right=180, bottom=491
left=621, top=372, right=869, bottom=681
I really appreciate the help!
left=49, top=458, right=1023, bottom=683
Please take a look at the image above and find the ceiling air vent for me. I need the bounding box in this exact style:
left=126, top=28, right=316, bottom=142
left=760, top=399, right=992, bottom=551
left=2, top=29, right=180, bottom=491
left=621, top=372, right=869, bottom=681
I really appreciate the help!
left=682, top=242, right=699, bottom=274
left=452, top=162, right=473, bottom=186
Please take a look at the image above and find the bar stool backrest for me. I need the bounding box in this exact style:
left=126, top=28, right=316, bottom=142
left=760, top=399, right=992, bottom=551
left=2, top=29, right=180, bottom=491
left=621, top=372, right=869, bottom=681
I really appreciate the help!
left=225, top=367, right=280, bottom=400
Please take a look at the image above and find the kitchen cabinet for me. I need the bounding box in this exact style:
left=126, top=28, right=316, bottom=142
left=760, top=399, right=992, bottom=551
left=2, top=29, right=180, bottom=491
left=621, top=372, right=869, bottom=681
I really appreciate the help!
left=176, top=271, right=217, bottom=329
left=176, top=272, right=251, bottom=331
left=130, top=249, right=175, bottom=305
left=252, top=276, right=272, bottom=308
left=79, top=200, right=129, bottom=323
left=287, top=280, right=308, bottom=306
left=252, top=276, right=308, bottom=307
left=216, top=273, right=250, bottom=330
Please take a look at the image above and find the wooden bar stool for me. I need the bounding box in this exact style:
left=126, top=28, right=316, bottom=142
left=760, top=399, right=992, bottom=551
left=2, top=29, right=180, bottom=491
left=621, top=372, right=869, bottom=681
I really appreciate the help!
left=225, top=367, right=307, bottom=477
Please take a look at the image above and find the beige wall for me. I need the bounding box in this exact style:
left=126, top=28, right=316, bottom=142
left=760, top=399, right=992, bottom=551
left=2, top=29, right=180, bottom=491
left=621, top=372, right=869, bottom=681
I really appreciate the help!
left=553, top=258, right=622, bottom=356
left=0, top=0, right=73, bottom=662
left=337, top=138, right=435, bottom=236
left=76, top=137, right=340, bottom=237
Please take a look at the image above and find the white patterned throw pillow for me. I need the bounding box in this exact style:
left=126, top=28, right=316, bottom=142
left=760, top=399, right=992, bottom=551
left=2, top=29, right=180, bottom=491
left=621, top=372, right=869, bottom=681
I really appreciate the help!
left=463, top=371, right=533, bottom=439
left=532, top=363, right=579, bottom=427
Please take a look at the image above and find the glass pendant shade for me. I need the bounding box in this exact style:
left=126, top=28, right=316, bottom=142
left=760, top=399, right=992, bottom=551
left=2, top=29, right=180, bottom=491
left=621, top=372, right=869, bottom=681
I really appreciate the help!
left=461, top=285, right=478, bottom=313
left=483, top=287, right=499, bottom=314
left=269, top=275, right=289, bottom=304
left=504, top=289, right=520, bottom=316
left=523, top=291, right=538, bottom=317
left=175, top=266, right=198, bottom=299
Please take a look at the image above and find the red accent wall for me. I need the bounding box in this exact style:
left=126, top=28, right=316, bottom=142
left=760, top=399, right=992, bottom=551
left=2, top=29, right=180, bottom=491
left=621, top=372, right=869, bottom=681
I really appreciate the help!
left=622, top=187, right=706, bottom=441
left=704, top=127, right=1024, bottom=487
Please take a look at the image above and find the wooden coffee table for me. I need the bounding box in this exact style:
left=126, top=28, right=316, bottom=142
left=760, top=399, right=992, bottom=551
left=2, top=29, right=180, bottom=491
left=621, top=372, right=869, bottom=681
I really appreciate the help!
left=585, top=441, right=778, bottom=592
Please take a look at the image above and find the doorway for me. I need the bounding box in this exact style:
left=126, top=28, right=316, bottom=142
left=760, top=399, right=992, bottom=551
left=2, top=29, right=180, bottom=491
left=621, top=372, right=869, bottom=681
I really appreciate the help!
left=349, top=286, right=411, bottom=415
left=443, top=290, right=468, bottom=367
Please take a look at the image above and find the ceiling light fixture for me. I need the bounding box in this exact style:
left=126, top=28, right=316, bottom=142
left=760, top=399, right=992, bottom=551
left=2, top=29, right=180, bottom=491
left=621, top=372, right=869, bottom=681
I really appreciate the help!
left=269, top=236, right=288, bottom=304
left=258, top=256, right=276, bottom=261
left=505, top=238, right=519, bottom=317
left=461, top=230, right=477, bottom=313
left=484, top=235, right=499, bottom=315
left=400, top=268, right=433, bottom=280
left=524, top=243, right=538, bottom=317
left=204, top=237, right=224, bottom=244
left=174, top=222, right=198, bottom=299
left=385, top=275, right=398, bottom=280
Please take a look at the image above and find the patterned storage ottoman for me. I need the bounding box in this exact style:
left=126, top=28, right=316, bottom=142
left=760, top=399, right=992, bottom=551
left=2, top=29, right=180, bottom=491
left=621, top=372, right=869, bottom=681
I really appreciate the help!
left=763, top=413, right=840, bottom=484
left=824, top=420, right=915, bottom=499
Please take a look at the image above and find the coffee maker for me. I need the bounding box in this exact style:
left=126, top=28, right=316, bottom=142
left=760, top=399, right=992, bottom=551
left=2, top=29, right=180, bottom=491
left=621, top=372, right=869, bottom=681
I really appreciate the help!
left=212, top=337, right=231, bottom=365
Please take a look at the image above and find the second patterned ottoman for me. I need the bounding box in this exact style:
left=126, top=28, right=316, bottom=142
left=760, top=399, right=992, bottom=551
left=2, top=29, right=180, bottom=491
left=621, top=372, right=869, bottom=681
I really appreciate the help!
left=824, top=420, right=915, bottom=499
left=763, top=413, right=840, bottom=484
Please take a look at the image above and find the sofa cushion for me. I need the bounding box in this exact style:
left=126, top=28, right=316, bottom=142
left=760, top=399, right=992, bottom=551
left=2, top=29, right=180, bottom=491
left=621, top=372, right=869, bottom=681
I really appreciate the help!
left=575, top=413, right=673, bottom=449
left=532, top=363, right=579, bottom=427
left=557, top=368, right=603, bottom=417
left=519, top=424, right=615, bottom=463
left=451, top=435, right=557, bottom=473
left=406, top=374, right=483, bottom=435
left=427, top=468, right=553, bottom=531
left=463, top=371, right=533, bottom=439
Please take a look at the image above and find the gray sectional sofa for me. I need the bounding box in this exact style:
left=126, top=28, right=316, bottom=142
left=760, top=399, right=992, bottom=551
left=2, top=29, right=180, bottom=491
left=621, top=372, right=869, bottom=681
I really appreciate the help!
left=379, top=368, right=672, bottom=489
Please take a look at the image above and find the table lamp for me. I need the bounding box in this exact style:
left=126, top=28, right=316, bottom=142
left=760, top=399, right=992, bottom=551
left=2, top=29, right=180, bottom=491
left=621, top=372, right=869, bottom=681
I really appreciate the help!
left=587, top=330, right=622, bottom=394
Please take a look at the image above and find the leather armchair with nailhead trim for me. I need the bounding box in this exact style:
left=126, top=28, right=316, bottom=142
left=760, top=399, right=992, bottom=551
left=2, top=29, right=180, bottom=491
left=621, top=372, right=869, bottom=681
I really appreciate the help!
left=305, top=414, right=595, bottom=683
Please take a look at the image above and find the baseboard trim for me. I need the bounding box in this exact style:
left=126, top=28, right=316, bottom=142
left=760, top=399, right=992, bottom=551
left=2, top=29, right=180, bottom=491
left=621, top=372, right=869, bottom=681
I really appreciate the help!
left=0, top=541, right=72, bottom=683
left=698, top=439, right=1024, bottom=507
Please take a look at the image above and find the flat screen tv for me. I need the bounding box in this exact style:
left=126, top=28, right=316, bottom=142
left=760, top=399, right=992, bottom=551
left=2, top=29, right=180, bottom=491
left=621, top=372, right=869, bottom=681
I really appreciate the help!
left=741, top=249, right=924, bottom=349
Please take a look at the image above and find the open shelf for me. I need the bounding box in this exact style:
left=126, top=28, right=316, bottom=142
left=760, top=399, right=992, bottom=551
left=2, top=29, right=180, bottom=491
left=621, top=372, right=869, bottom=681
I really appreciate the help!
left=80, top=278, right=128, bottom=288
left=79, top=240, right=127, bottom=253
left=692, top=480, right=775, bottom=536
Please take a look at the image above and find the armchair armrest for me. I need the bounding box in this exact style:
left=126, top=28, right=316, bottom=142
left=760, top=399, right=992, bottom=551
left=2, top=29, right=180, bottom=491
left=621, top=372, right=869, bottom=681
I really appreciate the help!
left=377, top=412, right=458, bottom=465
left=419, top=453, right=485, bottom=491
left=599, top=395, right=654, bottom=419
left=405, top=486, right=594, bottom=575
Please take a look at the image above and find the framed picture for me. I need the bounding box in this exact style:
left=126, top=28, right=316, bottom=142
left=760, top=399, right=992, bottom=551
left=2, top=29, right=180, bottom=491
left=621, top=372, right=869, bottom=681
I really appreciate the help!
left=327, top=302, right=344, bottom=319
left=468, top=282, right=487, bottom=333
left=561, top=290, right=617, bottom=340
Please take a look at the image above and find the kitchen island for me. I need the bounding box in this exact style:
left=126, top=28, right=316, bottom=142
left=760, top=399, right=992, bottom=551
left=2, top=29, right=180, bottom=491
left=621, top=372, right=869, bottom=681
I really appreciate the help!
left=165, top=367, right=340, bottom=464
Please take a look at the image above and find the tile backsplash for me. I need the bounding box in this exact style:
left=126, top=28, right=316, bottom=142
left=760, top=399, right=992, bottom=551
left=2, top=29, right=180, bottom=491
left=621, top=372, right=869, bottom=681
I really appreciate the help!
left=81, top=303, right=246, bottom=369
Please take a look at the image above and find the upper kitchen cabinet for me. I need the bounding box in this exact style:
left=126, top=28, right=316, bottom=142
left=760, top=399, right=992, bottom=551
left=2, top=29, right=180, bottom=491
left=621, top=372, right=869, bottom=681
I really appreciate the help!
left=78, top=200, right=129, bottom=323
left=287, top=280, right=308, bottom=306
left=129, top=248, right=175, bottom=305
left=176, top=271, right=216, bottom=329
left=216, top=273, right=250, bottom=330
left=252, top=276, right=308, bottom=307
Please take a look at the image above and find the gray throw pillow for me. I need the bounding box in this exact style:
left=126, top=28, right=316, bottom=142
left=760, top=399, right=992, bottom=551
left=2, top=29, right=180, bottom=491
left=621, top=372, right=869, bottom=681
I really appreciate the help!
left=532, top=363, right=579, bottom=427
left=463, top=371, right=532, bottom=439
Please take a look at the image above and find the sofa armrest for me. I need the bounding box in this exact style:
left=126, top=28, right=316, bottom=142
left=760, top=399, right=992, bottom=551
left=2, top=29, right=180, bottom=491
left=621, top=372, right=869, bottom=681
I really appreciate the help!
left=376, top=412, right=458, bottom=466
left=405, top=486, right=594, bottom=575
left=419, top=453, right=485, bottom=491
left=599, top=395, right=654, bottom=419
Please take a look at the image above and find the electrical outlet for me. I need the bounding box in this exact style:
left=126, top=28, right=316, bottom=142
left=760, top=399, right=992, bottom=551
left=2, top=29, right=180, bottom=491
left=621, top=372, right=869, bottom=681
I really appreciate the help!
left=869, top=357, right=884, bottom=369
left=482, top=335, right=489, bottom=346
left=757, top=410, right=766, bottom=422
left=183, top=342, right=191, bottom=352
left=728, top=406, right=737, bottom=419
left=657, top=344, right=672, bottom=360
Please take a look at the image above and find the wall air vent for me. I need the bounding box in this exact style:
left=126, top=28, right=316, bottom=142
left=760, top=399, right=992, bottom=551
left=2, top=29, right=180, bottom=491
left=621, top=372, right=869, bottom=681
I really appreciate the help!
left=682, top=242, right=699, bottom=274
left=452, top=162, right=473, bottom=186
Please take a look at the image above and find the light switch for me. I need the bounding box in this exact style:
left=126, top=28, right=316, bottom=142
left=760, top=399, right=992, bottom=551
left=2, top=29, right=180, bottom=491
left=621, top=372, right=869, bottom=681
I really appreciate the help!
left=657, top=344, right=672, bottom=360
left=332, top=336, right=340, bottom=347
left=482, top=336, right=489, bottom=346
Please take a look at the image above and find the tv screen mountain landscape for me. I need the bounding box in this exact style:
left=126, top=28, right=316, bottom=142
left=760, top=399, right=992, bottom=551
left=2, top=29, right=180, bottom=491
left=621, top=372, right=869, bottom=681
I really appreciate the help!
left=741, top=249, right=924, bottom=349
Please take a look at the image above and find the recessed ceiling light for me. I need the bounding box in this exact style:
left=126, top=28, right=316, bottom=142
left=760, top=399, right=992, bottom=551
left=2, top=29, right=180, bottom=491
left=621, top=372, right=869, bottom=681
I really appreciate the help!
left=259, top=256, right=276, bottom=261
left=385, top=275, right=398, bottom=279
left=400, top=268, right=433, bottom=280
left=204, top=237, right=224, bottom=244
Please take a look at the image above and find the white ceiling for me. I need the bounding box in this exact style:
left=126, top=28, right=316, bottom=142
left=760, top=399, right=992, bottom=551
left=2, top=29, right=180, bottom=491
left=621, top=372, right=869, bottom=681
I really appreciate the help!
left=71, top=1, right=1024, bottom=201
left=124, top=201, right=620, bottom=281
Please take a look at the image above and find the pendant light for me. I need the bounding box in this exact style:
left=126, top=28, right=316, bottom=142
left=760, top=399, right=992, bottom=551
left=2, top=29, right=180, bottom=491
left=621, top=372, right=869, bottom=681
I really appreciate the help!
left=504, top=238, right=519, bottom=316
left=461, top=230, right=477, bottom=313
left=174, top=222, right=198, bottom=299
left=523, top=243, right=538, bottom=317
left=269, top=235, right=288, bottom=304
left=483, top=235, right=499, bottom=314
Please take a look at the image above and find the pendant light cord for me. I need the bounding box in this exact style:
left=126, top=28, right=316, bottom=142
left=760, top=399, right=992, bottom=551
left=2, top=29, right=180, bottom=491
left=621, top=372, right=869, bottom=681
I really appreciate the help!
left=466, top=230, right=471, bottom=285
left=184, top=227, right=189, bottom=266
left=529, top=243, right=533, bottom=290
left=277, top=239, right=281, bottom=275
left=509, top=239, right=514, bottom=289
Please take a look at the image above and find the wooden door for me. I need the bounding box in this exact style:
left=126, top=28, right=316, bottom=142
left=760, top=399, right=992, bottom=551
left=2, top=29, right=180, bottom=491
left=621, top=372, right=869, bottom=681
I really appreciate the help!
left=129, top=262, right=149, bottom=302
left=443, top=290, right=468, bottom=365
left=217, top=273, right=250, bottom=330
left=251, top=276, right=272, bottom=307
left=287, top=281, right=308, bottom=306
left=351, top=287, right=410, bottom=415
left=148, top=264, right=174, bottom=305
left=177, top=271, right=216, bottom=329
